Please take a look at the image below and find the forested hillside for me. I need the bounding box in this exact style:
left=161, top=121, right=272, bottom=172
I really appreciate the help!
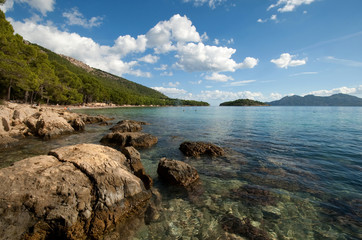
left=220, top=99, right=269, bottom=106
left=0, top=10, right=208, bottom=106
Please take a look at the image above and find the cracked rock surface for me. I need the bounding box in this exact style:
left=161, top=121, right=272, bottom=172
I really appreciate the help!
left=0, top=144, right=152, bottom=240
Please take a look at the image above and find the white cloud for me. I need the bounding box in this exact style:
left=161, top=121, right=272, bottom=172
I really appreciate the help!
left=146, top=14, right=201, bottom=54
left=168, top=81, right=180, bottom=87
left=175, top=42, right=258, bottom=72
left=270, top=92, right=283, bottom=100
left=305, top=85, right=362, bottom=97
left=227, top=80, right=256, bottom=86
left=138, top=54, right=159, bottom=64
left=183, top=0, right=227, bottom=9
left=271, top=53, right=306, bottom=69
left=151, top=87, right=189, bottom=98
left=268, top=0, right=316, bottom=13
left=63, top=8, right=103, bottom=28
left=112, top=34, right=147, bottom=57
left=270, top=14, right=278, bottom=21
left=161, top=71, right=174, bottom=76
left=205, top=72, right=233, bottom=82
left=227, top=38, right=234, bottom=44
left=1, top=0, right=55, bottom=15
left=214, top=38, right=220, bottom=45
left=190, top=80, right=203, bottom=85
left=9, top=18, right=151, bottom=78
left=257, top=18, right=267, bottom=23
left=290, top=71, right=318, bottom=76
left=155, top=64, right=168, bottom=71
left=9, top=13, right=257, bottom=79
left=324, top=56, right=362, bottom=67
left=195, top=90, right=264, bottom=101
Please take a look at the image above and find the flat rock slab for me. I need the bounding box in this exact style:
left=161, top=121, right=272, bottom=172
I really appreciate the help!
left=0, top=144, right=151, bottom=240
left=157, top=158, right=199, bottom=187
left=179, top=141, right=225, bottom=157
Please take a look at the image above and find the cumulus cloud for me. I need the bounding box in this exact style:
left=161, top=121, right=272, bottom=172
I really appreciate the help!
left=63, top=7, right=103, bottom=28
left=195, top=90, right=264, bottom=101
left=183, top=0, right=227, bottom=9
left=305, top=85, right=362, bottom=97
left=155, top=64, right=168, bottom=71
left=205, top=72, right=233, bottom=82
left=112, top=35, right=147, bottom=57
left=146, top=14, right=201, bottom=54
left=1, top=0, right=55, bottom=15
left=268, top=0, right=316, bottom=13
left=175, top=42, right=258, bottom=72
left=138, top=54, right=159, bottom=64
left=168, top=81, right=180, bottom=87
left=9, top=13, right=257, bottom=79
left=161, top=71, right=173, bottom=76
left=151, top=87, right=189, bottom=98
left=9, top=18, right=151, bottom=78
left=271, top=53, right=306, bottom=69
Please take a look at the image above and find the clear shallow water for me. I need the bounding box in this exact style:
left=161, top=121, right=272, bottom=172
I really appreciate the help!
left=1, top=106, right=361, bottom=239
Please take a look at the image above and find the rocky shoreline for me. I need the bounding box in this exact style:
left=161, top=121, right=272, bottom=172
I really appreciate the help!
left=0, top=102, right=111, bottom=149
left=0, top=102, right=272, bottom=239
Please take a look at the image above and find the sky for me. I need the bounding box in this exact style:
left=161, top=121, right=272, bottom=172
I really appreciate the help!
left=1, top=0, right=362, bottom=105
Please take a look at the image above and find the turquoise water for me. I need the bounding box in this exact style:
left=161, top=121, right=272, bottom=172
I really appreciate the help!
left=1, top=106, right=361, bottom=239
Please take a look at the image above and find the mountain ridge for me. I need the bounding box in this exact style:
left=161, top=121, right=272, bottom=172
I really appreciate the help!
left=268, top=93, right=362, bottom=106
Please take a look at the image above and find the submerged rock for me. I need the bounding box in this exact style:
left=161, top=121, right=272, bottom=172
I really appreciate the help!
left=0, top=144, right=152, bottom=240
left=100, top=132, right=158, bottom=149
left=157, top=157, right=199, bottom=187
left=110, top=120, right=148, bottom=133
left=220, top=214, right=270, bottom=240
left=179, top=141, right=225, bottom=157
left=81, top=115, right=112, bottom=124
left=229, top=185, right=278, bottom=206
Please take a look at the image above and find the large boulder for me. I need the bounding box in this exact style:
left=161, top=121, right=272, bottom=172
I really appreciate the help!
left=100, top=132, right=158, bottom=149
left=179, top=141, right=225, bottom=157
left=157, top=158, right=199, bottom=187
left=0, top=144, right=152, bottom=240
left=110, top=120, right=147, bottom=133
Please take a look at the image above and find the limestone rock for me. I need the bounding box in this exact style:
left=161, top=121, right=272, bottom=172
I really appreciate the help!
left=122, top=146, right=153, bottom=189
left=157, top=158, right=199, bottom=187
left=81, top=115, right=112, bottom=124
left=0, top=134, right=19, bottom=148
left=70, top=117, right=86, bottom=131
left=100, top=132, right=158, bottom=149
left=32, top=111, right=75, bottom=139
left=110, top=120, right=147, bottom=133
left=0, top=144, right=152, bottom=239
left=179, top=141, right=225, bottom=157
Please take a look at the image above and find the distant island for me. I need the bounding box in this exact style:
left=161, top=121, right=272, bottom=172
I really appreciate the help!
left=268, top=93, right=362, bottom=106
left=220, top=99, right=269, bottom=106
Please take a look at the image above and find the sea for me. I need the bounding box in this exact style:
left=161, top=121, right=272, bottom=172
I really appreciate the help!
left=1, top=106, right=361, bottom=239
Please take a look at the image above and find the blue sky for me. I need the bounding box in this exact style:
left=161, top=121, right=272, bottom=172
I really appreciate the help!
left=2, top=0, right=362, bottom=105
